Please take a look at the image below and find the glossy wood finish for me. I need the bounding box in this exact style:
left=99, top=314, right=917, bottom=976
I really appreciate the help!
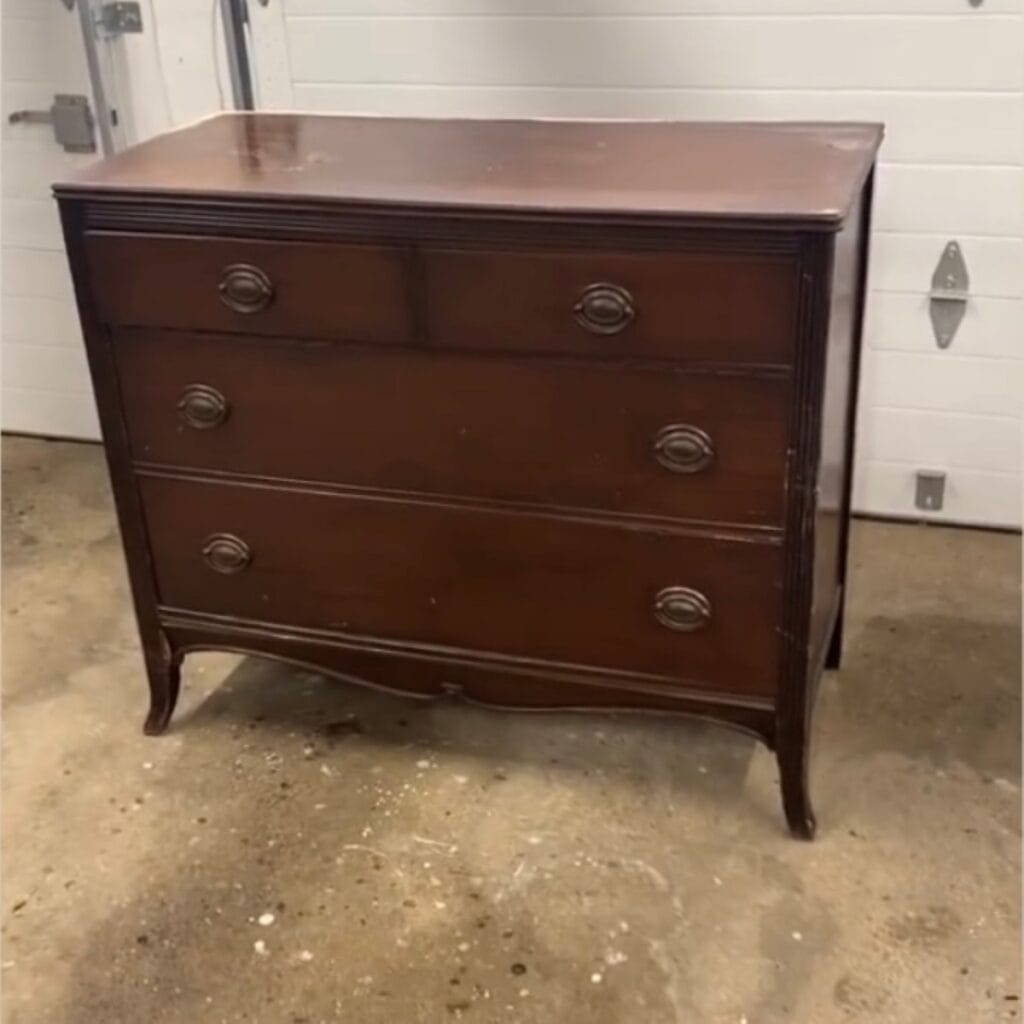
left=139, top=472, right=783, bottom=696
left=422, top=247, right=798, bottom=364
left=86, top=233, right=412, bottom=342
left=59, top=114, right=881, bottom=227
left=56, top=114, right=882, bottom=838
left=115, top=330, right=791, bottom=527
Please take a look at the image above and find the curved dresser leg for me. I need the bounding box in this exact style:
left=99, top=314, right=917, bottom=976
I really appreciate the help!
left=777, top=734, right=816, bottom=840
left=142, top=647, right=182, bottom=736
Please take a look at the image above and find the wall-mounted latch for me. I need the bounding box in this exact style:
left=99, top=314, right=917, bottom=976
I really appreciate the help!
left=915, top=470, right=946, bottom=512
left=928, top=241, right=969, bottom=349
left=100, top=1, right=143, bottom=34
left=8, top=94, right=96, bottom=153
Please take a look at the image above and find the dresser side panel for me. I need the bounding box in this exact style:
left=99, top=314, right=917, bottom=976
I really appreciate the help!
left=808, top=184, right=871, bottom=671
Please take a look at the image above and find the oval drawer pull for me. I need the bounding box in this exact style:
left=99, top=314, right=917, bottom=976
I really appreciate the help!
left=654, top=424, right=714, bottom=474
left=202, top=533, right=252, bottom=575
left=574, top=282, right=636, bottom=335
left=219, top=262, right=274, bottom=314
left=177, top=384, right=229, bottom=430
left=654, top=586, right=712, bottom=632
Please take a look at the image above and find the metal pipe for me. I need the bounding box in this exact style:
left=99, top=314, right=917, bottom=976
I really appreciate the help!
left=220, top=0, right=255, bottom=110
left=73, top=0, right=116, bottom=154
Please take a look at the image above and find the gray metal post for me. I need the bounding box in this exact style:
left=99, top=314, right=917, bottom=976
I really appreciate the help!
left=220, top=0, right=256, bottom=110
left=73, top=0, right=116, bottom=155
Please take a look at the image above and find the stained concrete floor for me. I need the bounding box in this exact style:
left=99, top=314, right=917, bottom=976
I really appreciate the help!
left=0, top=435, right=1020, bottom=1024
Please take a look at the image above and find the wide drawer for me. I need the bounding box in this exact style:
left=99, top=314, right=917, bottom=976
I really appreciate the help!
left=422, top=247, right=799, bottom=365
left=116, top=330, right=790, bottom=527
left=86, top=233, right=412, bottom=343
left=139, top=475, right=783, bottom=697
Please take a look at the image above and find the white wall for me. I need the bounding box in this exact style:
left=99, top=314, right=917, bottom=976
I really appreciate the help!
left=253, top=1, right=1024, bottom=528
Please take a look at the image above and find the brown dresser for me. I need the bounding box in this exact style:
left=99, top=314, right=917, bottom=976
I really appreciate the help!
left=56, top=114, right=881, bottom=838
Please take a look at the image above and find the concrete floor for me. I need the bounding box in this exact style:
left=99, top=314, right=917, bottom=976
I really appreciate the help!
left=1, top=435, right=1019, bottom=1024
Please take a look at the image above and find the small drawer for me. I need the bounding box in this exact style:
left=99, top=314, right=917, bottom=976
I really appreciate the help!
left=115, top=329, right=790, bottom=527
left=139, top=475, right=784, bottom=697
left=422, top=247, right=798, bottom=365
left=85, top=233, right=412, bottom=343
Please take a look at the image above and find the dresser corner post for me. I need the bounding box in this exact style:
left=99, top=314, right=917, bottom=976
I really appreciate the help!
left=774, top=228, right=837, bottom=841
left=56, top=195, right=180, bottom=737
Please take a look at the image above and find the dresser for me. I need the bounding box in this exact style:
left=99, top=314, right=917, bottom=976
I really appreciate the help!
left=56, top=114, right=881, bottom=838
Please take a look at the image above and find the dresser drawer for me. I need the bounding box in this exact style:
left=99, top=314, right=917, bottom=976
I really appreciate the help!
left=86, top=233, right=412, bottom=343
left=139, top=475, right=783, bottom=697
left=116, top=330, right=789, bottom=527
left=423, top=248, right=798, bottom=365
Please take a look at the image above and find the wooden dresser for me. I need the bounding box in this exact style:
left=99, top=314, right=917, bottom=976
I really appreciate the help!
left=56, top=114, right=881, bottom=838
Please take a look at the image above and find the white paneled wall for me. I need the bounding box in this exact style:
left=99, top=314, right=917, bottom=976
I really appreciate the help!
left=2, top=3, right=99, bottom=439
left=1, top=0, right=229, bottom=441
left=252, top=0, right=1023, bottom=527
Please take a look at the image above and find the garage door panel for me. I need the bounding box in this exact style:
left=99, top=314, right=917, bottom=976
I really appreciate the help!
left=2, top=141, right=96, bottom=201
left=860, top=349, right=1021, bottom=418
left=873, top=165, right=1024, bottom=237
left=2, top=248, right=75, bottom=304
left=2, top=341, right=90, bottom=394
left=869, top=234, right=1024, bottom=300
left=1, top=15, right=89, bottom=84
left=858, top=408, right=1020, bottom=475
left=287, top=17, right=1023, bottom=91
left=2, top=297, right=83, bottom=351
left=865, top=292, right=1021, bottom=360
left=1, top=386, right=100, bottom=441
left=853, top=460, right=1021, bottom=528
left=1, top=199, right=64, bottom=253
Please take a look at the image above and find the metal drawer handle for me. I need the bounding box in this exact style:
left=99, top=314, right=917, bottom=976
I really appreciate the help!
left=654, top=586, right=712, bottom=632
left=653, top=424, right=714, bottom=474
left=574, top=282, right=636, bottom=335
left=218, top=262, right=274, bottom=314
left=177, top=384, right=229, bottom=430
left=202, top=533, right=252, bottom=575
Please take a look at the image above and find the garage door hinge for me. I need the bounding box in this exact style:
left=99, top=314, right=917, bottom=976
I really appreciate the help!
left=100, top=1, right=143, bottom=34
left=928, top=241, right=969, bottom=350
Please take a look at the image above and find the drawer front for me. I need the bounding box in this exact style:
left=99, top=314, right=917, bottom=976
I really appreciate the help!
left=140, top=475, right=783, bottom=696
left=86, top=233, right=412, bottom=342
left=423, top=248, right=798, bottom=365
left=117, top=330, right=790, bottom=527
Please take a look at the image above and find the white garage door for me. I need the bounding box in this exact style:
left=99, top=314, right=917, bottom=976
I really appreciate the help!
left=249, top=0, right=1023, bottom=529
left=2, top=0, right=103, bottom=439
left=1, top=0, right=231, bottom=441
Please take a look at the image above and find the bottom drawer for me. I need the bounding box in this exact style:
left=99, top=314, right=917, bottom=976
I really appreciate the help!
left=140, top=475, right=783, bottom=697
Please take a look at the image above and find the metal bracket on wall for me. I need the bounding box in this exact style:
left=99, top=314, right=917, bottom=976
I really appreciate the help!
left=8, top=94, right=97, bottom=153
left=928, top=241, right=969, bottom=349
left=100, top=1, right=143, bottom=34
left=915, top=470, right=946, bottom=513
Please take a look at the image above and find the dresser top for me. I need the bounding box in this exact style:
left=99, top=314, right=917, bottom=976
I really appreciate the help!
left=56, top=113, right=881, bottom=227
